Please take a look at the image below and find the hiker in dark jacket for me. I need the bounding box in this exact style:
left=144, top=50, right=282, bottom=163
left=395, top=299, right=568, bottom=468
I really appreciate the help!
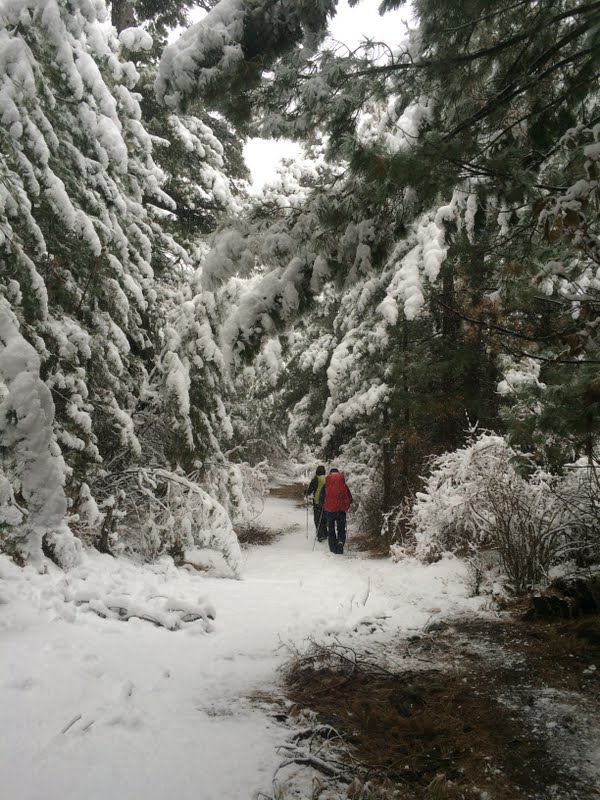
left=305, top=465, right=328, bottom=542
left=322, top=468, right=353, bottom=554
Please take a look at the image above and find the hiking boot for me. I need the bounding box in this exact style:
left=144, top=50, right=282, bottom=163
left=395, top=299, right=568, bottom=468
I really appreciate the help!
left=336, top=542, right=344, bottom=554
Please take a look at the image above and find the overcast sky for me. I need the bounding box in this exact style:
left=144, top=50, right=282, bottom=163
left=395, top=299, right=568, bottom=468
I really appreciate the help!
left=330, top=0, right=409, bottom=47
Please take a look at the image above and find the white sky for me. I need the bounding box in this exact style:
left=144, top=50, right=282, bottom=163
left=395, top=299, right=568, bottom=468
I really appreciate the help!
left=330, top=0, right=409, bottom=48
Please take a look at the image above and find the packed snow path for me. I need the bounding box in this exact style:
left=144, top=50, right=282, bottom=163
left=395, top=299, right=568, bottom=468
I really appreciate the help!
left=0, top=490, right=482, bottom=800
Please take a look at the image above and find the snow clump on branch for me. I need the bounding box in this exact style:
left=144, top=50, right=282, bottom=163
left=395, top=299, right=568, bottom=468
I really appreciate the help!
left=156, top=0, right=246, bottom=107
left=0, top=300, right=81, bottom=568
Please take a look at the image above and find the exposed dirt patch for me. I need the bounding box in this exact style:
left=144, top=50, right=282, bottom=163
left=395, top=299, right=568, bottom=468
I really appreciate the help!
left=348, top=531, right=394, bottom=559
left=271, top=617, right=600, bottom=799
left=235, top=484, right=306, bottom=546
left=235, top=524, right=280, bottom=547
left=269, top=483, right=306, bottom=505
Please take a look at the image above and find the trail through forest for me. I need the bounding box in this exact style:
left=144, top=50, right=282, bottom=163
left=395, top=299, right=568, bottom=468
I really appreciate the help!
left=0, top=482, right=481, bottom=800
left=3, top=2, right=600, bottom=797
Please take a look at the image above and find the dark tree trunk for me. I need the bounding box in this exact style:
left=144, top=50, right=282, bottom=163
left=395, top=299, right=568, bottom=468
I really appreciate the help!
left=97, top=506, right=115, bottom=556
left=111, top=0, right=136, bottom=33
left=382, top=435, right=393, bottom=514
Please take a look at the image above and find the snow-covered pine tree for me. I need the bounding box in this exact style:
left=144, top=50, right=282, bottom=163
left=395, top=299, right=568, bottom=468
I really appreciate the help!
left=0, top=0, right=172, bottom=554
left=110, top=0, right=257, bottom=524
left=160, top=0, right=600, bottom=492
left=0, top=0, right=245, bottom=571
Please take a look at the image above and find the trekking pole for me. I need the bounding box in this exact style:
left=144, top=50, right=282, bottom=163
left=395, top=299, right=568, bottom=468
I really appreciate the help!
left=312, top=507, right=325, bottom=551
left=305, top=494, right=309, bottom=540
left=345, top=513, right=349, bottom=551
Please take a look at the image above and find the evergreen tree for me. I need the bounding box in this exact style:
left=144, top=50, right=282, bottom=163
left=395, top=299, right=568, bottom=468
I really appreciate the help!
left=163, top=0, right=600, bottom=490
left=0, top=0, right=246, bottom=569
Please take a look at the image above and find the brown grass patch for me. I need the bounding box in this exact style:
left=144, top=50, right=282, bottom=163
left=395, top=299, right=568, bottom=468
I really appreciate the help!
left=269, top=483, right=306, bottom=501
left=348, top=532, right=392, bottom=559
left=235, top=525, right=280, bottom=547
left=284, top=661, right=531, bottom=796
left=508, top=616, right=600, bottom=689
left=275, top=620, right=600, bottom=800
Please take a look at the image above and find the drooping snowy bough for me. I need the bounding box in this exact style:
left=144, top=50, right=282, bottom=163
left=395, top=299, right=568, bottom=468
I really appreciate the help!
left=0, top=0, right=255, bottom=574
left=132, top=469, right=243, bottom=578
left=0, top=300, right=81, bottom=568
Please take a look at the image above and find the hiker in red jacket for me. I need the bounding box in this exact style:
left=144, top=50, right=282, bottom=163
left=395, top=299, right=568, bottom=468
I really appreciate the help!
left=322, top=468, right=353, bottom=554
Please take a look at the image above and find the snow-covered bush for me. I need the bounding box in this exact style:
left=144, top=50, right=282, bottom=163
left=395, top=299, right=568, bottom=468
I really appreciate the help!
left=411, top=434, right=570, bottom=593
left=93, top=468, right=243, bottom=577
left=221, top=461, right=269, bottom=525
left=553, top=461, right=600, bottom=566
left=0, top=300, right=81, bottom=568
left=335, top=436, right=381, bottom=538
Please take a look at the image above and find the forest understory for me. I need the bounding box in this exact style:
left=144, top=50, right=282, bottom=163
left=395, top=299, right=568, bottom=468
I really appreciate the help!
left=263, top=603, right=600, bottom=800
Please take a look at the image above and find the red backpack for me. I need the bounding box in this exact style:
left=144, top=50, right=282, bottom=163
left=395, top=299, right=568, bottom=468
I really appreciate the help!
left=323, top=472, right=351, bottom=512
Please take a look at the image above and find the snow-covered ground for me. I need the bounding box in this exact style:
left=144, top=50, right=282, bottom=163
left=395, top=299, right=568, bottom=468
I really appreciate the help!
left=0, top=490, right=484, bottom=800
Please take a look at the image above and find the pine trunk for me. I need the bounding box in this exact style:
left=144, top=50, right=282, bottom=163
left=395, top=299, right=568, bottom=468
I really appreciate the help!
left=111, top=0, right=136, bottom=33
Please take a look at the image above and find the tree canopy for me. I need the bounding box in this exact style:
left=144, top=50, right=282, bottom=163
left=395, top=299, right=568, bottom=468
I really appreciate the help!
left=2, top=0, right=600, bottom=575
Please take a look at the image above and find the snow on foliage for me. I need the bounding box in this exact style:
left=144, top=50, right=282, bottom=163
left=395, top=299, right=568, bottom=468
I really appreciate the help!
left=200, top=228, right=255, bottom=291
left=156, top=0, right=246, bottom=107
left=409, top=433, right=599, bottom=592
left=497, top=357, right=546, bottom=396
left=357, top=94, right=434, bottom=155
left=156, top=0, right=336, bottom=112
left=411, top=434, right=521, bottom=561
left=119, top=27, right=153, bottom=52
left=0, top=300, right=81, bottom=568
left=128, top=469, right=243, bottom=578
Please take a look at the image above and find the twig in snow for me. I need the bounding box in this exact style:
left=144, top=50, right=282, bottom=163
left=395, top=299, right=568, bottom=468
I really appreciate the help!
left=361, top=577, right=371, bottom=606
left=290, top=724, right=343, bottom=744
left=276, top=754, right=351, bottom=781
left=61, top=714, right=82, bottom=734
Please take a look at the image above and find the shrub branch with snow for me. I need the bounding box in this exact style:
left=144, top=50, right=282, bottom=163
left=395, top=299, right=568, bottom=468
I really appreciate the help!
left=409, top=433, right=599, bottom=593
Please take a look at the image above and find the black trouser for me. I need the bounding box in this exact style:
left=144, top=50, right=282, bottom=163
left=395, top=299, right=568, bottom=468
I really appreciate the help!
left=325, top=511, right=346, bottom=553
left=313, top=504, right=328, bottom=540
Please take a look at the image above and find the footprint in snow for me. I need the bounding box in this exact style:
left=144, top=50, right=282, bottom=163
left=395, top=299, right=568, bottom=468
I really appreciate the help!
left=5, top=676, right=36, bottom=690
left=106, top=712, right=145, bottom=730
left=104, top=681, right=145, bottom=730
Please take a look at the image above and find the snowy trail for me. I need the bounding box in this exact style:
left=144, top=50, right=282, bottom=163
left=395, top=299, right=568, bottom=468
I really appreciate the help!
left=0, top=492, right=482, bottom=800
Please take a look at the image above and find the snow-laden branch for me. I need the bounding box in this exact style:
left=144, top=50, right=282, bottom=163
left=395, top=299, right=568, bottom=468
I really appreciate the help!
left=0, top=300, right=81, bottom=568
left=156, top=0, right=247, bottom=106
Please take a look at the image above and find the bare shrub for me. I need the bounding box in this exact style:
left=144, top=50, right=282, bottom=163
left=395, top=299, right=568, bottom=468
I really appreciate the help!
left=553, top=461, right=600, bottom=565
left=381, top=498, right=415, bottom=550
left=351, top=480, right=388, bottom=553
left=473, top=471, right=565, bottom=593
left=235, top=524, right=279, bottom=547
left=82, top=467, right=243, bottom=576
left=410, top=434, right=575, bottom=593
